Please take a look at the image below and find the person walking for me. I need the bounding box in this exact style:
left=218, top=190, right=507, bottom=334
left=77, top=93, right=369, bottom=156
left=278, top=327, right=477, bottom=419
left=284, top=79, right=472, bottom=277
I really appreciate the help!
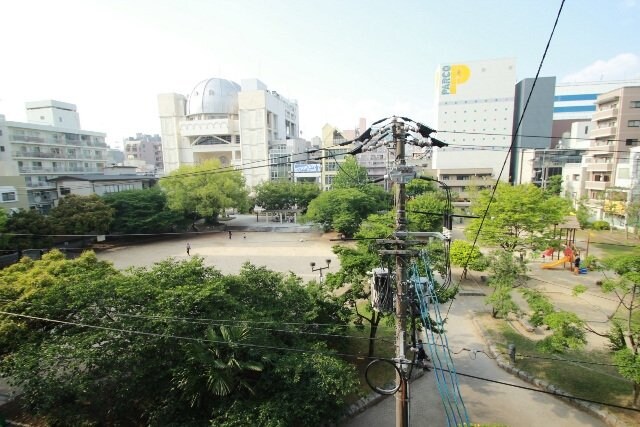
left=228, top=230, right=232, bottom=239
left=186, top=242, right=191, bottom=256
left=413, top=339, right=431, bottom=371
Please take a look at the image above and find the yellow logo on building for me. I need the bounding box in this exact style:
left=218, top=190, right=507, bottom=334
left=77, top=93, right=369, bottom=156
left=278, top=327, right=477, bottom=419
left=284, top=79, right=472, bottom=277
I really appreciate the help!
left=441, top=64, right=471, bottom=95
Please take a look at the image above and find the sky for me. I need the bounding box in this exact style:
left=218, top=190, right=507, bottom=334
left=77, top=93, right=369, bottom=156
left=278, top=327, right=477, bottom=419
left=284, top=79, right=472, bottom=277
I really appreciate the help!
left=0, top=0, right=639, bottom=149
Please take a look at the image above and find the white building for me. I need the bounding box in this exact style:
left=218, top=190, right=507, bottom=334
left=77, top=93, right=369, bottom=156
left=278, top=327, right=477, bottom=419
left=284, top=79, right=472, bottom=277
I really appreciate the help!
left=433, top=58, right=516, bottom=197
left=158, top=78, right=299, bottom=189
left=0, top=101, right=108, bottom=212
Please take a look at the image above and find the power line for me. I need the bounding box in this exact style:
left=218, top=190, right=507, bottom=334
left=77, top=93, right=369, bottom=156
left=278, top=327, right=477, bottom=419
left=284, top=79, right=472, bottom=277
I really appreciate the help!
left=449, top=368, right=640, bottom=413
left=0, top=297, right=394, bottom=341
left=2, top=310, right=639, bottom=414
left=461, top=0, right=566, bottom=279
left=439, top=129, right=638, bottom=145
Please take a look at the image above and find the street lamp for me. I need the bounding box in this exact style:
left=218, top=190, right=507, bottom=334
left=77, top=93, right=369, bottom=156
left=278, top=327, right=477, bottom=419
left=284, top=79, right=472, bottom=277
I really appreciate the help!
left=310, top=259, right=331, bottom=282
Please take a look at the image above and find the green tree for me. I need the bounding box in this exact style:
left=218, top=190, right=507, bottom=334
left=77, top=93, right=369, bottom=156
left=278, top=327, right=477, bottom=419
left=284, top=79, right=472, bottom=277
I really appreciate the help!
left=575, top=198, right=592, bottom=230
left=103, top=187, right=185, bottom=233
left=465, top=183, right=569, bottom=254
left=330, top=155, right=369, bottom=189
left=330, top=155, right=391, bottom=211
left=0, top=209, right=9, bottom=249
left=407, top=191, right=448, bottom=232
left=598, top=249, right=640, bottom=406
left=306, top=188, right=378, bottom=236
left=544, top=174, right=563, bottom=196
left=0, top=253, right=358, bottom=425
left=2, top=209, right=55, bottom=250
left=449, top=240, right=488, bottom=279
left=49, top=194, right=114, bottom=234
left=160, top=159, right=249, bottom=224
left=406, top=178, right=437, bottom=199
left=627, top=199, right=640, bottom=237
left=485, top=250, right=527, bottom=318
left=254, top=181, right=320, bottom=212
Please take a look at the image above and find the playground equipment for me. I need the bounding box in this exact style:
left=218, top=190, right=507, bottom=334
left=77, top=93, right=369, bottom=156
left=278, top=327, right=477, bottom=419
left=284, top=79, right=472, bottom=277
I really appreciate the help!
left=541, top=246, right=574, bottom=270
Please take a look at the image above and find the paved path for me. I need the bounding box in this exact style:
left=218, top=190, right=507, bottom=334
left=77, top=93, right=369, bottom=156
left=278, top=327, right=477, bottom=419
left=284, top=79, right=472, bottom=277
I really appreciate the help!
left=343, top=295, right=607, bottom=427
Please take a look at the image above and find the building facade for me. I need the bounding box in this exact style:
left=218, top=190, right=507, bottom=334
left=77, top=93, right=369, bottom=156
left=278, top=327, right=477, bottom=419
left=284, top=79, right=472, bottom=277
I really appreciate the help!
left=48, top=166, right=155, bottom=202
left=0, top=101, right=108, bottom=212
left=433, top=58, right=516, bottom=198
left=509, top=77, right=556, bottom=184
left=158, top=78, right=299, bottom=189
left=581, top=86, right=640, bottom=224
left=123, top=133, right=163, bottom=174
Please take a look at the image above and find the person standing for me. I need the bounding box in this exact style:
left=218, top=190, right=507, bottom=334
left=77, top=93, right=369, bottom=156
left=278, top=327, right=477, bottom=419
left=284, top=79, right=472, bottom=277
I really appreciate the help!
left=413, top=339, right=431, bottom=371
left=574, top=254, right=581, bottom=274
left=228, top=231, right=232, bottom=239
left=186, top=242, right=191, bottom=256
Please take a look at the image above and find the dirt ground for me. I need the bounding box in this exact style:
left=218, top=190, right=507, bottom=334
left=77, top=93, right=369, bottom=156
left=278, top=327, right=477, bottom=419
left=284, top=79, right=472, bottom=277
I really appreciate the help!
left=96, top=230, right=343, bottom=283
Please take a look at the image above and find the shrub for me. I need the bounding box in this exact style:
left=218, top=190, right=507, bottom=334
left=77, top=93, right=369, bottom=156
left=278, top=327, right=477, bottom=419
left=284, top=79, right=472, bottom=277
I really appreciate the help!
left=591, top=220, right=610, bottom=230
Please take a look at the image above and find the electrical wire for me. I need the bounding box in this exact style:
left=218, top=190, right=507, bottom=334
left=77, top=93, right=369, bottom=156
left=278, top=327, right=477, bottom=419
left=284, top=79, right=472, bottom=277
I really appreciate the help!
left=439, top=129, right=638, bottom=145
left=2, top=309, right=640, bottom=414
left=461, top=0, right=567, bottom=279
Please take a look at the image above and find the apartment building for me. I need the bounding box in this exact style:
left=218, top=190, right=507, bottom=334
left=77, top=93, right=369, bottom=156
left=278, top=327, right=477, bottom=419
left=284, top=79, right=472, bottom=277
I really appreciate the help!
left=123, top=133, right=163, bottom=174
left=582, top=86, right=640, bottom=223
left=0, top=101, right=108, bottom=212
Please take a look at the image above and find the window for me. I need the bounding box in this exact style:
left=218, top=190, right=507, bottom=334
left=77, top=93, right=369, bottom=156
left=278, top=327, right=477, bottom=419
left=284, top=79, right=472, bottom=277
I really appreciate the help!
left=631, top=101, right=640, bottom=108
left=627, top=139, right=639, bottom=146
left=629, top=120, right=640, bottom=127
left=0, top=146, right=4, bottom=152
left=60, top=187, right=71, bottom=195
left=1, top=192, right=17, bottom=202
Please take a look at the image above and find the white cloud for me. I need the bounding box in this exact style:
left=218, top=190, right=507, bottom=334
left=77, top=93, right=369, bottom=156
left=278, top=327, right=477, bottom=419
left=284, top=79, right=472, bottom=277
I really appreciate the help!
left=561, top=53, right=640, bottom=83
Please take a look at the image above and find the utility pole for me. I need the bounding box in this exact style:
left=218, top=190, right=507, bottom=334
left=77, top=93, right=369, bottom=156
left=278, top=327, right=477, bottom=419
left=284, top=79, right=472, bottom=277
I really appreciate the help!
left=392, top=117, right=409, bottom=427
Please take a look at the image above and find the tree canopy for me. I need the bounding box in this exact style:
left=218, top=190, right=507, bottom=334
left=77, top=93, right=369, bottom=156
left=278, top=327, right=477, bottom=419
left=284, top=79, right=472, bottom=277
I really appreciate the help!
left=0, top=209, right=55, bottom=250
left=465, top=183, right=570, bottom=253
left=597, top=248, right=640, bottom=406
left=0, top=252, right=358, bottom=425
left=103, top=187, right=185, bottom=233
left=49, top=194, right=114, bottom=235
left=160, top=160, right=249, bottom=223
left=306, top=188, right=381, bottom=237
left=330, top=156, right=369, bottom=190
left=253, top=181, right=320, bottom=212
left=407, top=191, right=449, bottom=232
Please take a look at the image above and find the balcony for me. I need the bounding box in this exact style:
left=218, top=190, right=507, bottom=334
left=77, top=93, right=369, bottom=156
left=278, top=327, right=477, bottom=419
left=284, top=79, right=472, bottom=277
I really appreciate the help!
left=584, top=180, right=610, bottom=190
left=592, top=108, right=618, bottom=122
left=586, top=162, right=614, bottom=172
left=13, top=150, right=66, bottom=159
left=10, top=135, right=45, bottom=143
left=26, top=182, right=56, bottom=189
left=589, top=126, right=617, bottom=139
left=588, top=144, right=615, bottom=154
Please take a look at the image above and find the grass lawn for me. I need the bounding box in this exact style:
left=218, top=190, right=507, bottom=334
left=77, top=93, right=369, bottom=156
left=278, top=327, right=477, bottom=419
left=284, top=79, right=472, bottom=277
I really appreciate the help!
left=592, top=242, right=637, bottom=259
left=479, top=313, right=639, bottom=425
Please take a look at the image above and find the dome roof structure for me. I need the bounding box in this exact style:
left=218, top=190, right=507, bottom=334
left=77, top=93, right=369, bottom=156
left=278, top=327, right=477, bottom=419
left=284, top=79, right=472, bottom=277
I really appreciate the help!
left=187, top=78, right=241, bottom=116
